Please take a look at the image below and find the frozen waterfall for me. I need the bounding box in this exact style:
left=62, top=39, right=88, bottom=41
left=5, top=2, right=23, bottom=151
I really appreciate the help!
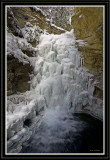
left=7, top=29, right=103, bottom=153
left=30, top=29, right=96, bottom=111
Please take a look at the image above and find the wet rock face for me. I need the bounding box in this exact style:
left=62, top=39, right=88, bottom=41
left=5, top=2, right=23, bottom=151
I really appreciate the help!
left=7, top=55, right=32, bottom=96
left=71, top=7, right=103, bottom=98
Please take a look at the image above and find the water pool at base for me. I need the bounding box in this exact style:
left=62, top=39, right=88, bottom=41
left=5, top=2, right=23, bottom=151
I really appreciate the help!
left=19, top=112, right=103, bottom=153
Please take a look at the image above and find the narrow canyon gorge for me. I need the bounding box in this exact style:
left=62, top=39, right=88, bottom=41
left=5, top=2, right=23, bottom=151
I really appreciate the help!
left=6, top=6, right=103, bottom=153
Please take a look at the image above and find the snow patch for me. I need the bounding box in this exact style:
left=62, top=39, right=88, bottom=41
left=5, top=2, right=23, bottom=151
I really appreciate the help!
left=79, top=14, right=83, bottom=18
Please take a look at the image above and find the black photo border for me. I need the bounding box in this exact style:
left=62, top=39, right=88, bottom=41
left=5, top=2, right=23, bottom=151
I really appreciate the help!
left=1, top=0, right=109, bottom=159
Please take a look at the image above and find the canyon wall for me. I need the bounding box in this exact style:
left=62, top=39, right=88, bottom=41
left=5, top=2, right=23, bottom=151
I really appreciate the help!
left=71, top=7, right=103, bottom=99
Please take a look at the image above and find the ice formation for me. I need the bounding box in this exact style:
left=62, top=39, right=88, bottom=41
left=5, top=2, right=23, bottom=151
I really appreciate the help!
left=30, top=29, right=102, bottom=112
left=7, top=27, right=103, bottom=152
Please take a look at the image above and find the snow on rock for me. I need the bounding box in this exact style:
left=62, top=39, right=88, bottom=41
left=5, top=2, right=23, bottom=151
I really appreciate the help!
left=7, top=32, right=37, bottom=65
left=7, top=7, right=23, bottom=37
left=33, top=7, right=74, bottom=29
left=79, top=14, right=83, bottom=18
left=49, top=23, right=67, bottom=32
left=7, top=23, right=44, bottom=66
left=76, top=39, right=88, bottom=46
left=21, top=23, right=43, bottom=42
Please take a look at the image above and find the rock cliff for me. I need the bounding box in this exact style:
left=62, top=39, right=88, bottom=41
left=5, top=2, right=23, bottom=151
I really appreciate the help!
left=71, top=7, right=103, bottom=99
